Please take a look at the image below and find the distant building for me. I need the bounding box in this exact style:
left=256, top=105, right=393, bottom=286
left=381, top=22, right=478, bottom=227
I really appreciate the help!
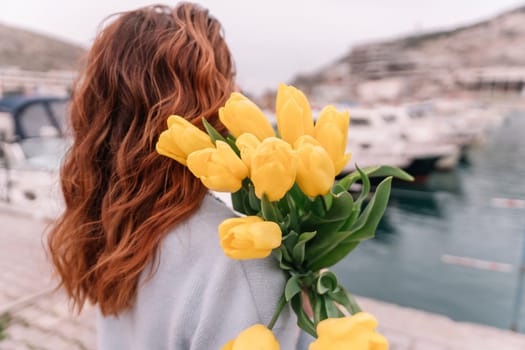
left=0, top=67, right=76, bottom=97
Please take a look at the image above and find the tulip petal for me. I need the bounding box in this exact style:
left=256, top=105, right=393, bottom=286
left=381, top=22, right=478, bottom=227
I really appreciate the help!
left=176, top=126, right=214, bottom=156
left=220, top=340, right=234, bottom=350
left=155, top=129, right=187, bottom=165
left=231, top=324, right=280, bottom=350
left=276, top=84, right=314, bottom=145
left=215, top=141, right=249, bottom=180
left=186, top=141, right=247, bottom=192
left=200, top=174, right=243, bottom=192
left=219, top=216, right=263, bottom=240
left=236, top=133, right=261, bottom=169
left=311, top=313, right=388, bottom=350
left=314, top=106, right=351, bottom=174
left=294, top=136, right=335, bottom=197
left=250, top=138, right=297, bottom=201
left=158, top=115, right=214, bottom=165
left=219, top=93, right=275, bottom=140
left=187, top=149, right=214, bottom=177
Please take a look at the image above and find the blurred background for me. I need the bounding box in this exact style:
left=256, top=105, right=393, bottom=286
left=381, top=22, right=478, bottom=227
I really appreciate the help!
left=1, top=1, right=525, bottom=349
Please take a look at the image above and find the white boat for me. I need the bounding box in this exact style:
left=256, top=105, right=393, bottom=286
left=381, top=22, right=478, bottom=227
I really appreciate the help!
left=0, top=139, right=64, bottom=219
left=344, top=107, right=460, bottom=176
left=375, top=106, right=462, bottom=171
left=0, top=95, right=68, bottom=219
left=343, top=108, right=412, bottom=174
left=404, top=100, right=491, bottom=148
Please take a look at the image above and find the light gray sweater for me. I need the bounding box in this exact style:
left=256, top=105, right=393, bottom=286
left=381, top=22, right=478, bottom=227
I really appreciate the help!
left=97, top=193, right=300, bottom=349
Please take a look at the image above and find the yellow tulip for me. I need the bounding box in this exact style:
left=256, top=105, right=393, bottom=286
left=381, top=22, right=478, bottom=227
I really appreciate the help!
left=235, top=133, right=261, bottom=170
left=314, top=105, right=352, bottom=174
left=156, top=115, right=214, bottom=165
left=294, top=136, right=335, bottom=197
left=218, top=216, right=282, bottom=260
left=275, top=83, right=314, bottom=145
left=309, top=313, right=389, bottom=350
left=221, top=324, right=280, bottom=350
left=250, top=137, right=297, bottom=201
left=187, top=141, right=248, bottom=192
left=219, top=92, right=275, bottom=141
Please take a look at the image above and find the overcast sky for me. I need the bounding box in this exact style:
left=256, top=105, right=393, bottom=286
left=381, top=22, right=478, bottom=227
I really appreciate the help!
left=2, top=0, right=524, bottom=95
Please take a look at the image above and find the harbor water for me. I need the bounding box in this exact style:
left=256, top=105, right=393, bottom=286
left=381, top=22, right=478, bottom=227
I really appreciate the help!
left=335, top=109, right=525, bottom=332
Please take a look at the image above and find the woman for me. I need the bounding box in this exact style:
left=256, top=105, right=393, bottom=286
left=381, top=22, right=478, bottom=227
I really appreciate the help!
left=47, top=3, right=299, bottom=349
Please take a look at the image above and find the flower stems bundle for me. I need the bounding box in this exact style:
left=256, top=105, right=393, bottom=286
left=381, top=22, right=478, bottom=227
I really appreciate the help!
left=157, top=83, right=413, bottom=349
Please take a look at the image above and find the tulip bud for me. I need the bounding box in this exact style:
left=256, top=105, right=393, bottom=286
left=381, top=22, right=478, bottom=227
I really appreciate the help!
left=156, top=115, right=214, bottom=165
left=218, top=217, right=282, bottom=260
left=250, top=137, right=297, bottom=201
left=221, top=324, right=280, bottom=350
left=309, top=313, right=388, bottom=350
left=294, top=136, right=335, bottom=197
left=235, top=133, right=261, bottom=170
left=219, top=92, right=275, bottom=141
left=314, top=105, right=352, bottom=174
left=187, top=141, right=248, bottom=192
left=275, top=83, right=314, bottom=145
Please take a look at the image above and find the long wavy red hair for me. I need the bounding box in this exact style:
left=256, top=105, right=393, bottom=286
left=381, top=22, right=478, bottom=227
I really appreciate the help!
left=47, top=2, right=234, bottom=316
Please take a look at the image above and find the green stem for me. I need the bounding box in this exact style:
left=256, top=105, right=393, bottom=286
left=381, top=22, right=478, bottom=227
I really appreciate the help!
left=267, top=294, right=287, bottom=330
left=347, top=291, right=362, bottom=314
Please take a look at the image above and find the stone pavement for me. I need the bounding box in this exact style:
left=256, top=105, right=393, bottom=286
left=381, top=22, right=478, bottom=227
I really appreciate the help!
left=0, top=207, right=95, bottom=350
left=1, top=205, right=525, bottom=349
left=359, top=297, right=525, bottom=350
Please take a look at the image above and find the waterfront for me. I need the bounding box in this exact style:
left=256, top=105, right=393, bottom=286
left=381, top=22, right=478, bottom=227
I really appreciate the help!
left=336, top=109, right=525, bottom=331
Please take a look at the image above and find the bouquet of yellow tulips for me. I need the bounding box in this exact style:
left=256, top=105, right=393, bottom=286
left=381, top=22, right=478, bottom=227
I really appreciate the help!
left=157, top=83, right=413, bottom=349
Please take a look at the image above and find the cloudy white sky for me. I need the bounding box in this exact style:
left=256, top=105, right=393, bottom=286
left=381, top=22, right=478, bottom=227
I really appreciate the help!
left=2, top=0, right=524, bottom=95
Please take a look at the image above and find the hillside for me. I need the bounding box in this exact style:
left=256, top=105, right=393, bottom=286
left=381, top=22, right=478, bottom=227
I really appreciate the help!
left=291, top=5, right=525, bottom=103
left=0, top=23, right=85, bottom=71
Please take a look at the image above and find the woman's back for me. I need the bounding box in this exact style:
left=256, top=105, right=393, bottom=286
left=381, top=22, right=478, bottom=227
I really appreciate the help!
left=98, top=194, right=299, bottom=349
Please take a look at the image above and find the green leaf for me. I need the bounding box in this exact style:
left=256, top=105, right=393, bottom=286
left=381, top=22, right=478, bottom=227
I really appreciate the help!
left=247, top=184, right=261, bottom=212
left=230, top=190, right=245, bottom=214
left=337, top=165, right=413, bottom=190
left=312, top=292, right=326, bottom=325
left=288, top=183, right=309, bottom=210
left=324, top=295, right=344, bottom=318
left=292, top=231, right=317, bottom=265
left=202, top=118, right=241, bottom=155
left=346, top=176, right=392, bottom=242
left=202, top=118, right=226, bottom=144
left=322, top=193, right=333, bottom=211
left=329, top=286, right=362, bottom=315
left=286, top=194, right=300, bottom=233
left=303, top=192, right=354, bottom=263
left=279, top=244, right=293, bottom=263
left=282, top=231, right=299, bottom=255
left=311, top=196, right=326, bottom=217
left=316, top=271, right=339, bottom=295
left=339, top=205, right=360, bottom=231
left=278, top=215, right=291, bottom=233
left=307, top=177, right=393, bottom=270
left=308, top=241, right=359, bottom=271
left=285, top=275, right=302, bottom=301
left=331, top=182, right=347, bottom=195
left=291, top=294, right=317, bottom=337
left=279, top=260, right=293, bottom=271
left=303, top=191, right=354, bottom=228
left=261, top=194, right=283, bottom=222
left=354, top=165, right=371, bottom=209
